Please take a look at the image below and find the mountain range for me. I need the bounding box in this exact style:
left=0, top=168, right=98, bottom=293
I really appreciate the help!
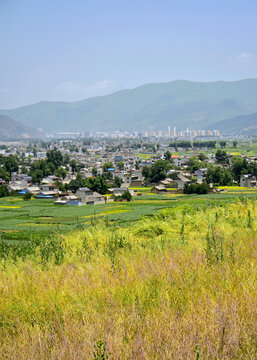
left=210, top=112, right=257, bottom=135
left=1, top=79, right=257, bottom=134
left=0, top=115, right=45, bottom=140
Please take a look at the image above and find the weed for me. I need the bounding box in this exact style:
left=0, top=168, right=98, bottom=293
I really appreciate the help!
left=92, top=340, right=110, bottom=360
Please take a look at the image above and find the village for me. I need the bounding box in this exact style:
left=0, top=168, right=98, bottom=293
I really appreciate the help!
left=1, top=138, right=257, bottom=206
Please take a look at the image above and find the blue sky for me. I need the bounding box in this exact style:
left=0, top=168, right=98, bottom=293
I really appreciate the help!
left=1, top=0, right=257, bottom=108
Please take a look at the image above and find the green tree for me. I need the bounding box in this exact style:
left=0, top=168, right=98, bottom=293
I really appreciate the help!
left=0, top=168, right=10, bottom=182
left=4, top=155, right=19, bottom=175
left=0, top=185, right=9, bottom=198
left=55, top=167, right=67, bottom=180
left=23, top=192, right=33, bottom=201
left=187, top=157, right=201, bottom=172
left=117, top=161, right=124, bottom=170
left=114, top=176, right=122, bottom=188
left=103, top=161, right=113, bottom=173
left=198, top=152, right=206, bottom=161
left=32, top=169, right=44, bottom=185
left=121, top=190, right=132, bottom=201
left=142, top=160, right=169, bottom=183
left=164, top=150, right=172, bottom=161
left=84, top=176, right=108, bottom=194
left=231, top=157, right=249, bottom=182
left=92, top=167, right=98, bottom=176
left=46, top=148, right=63, bottom=169
left=215, top=150, right=229, bottom=164
left=70, top=159, right=78, bottom=173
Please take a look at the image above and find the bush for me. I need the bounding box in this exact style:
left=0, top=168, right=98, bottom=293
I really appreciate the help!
left=0, top=185, right=9, bottom=198
left=121, top=190, right=132, bottom=202
left=23, top=192, right=33, bottom=201
left=184, top=183, right=209, bottom=195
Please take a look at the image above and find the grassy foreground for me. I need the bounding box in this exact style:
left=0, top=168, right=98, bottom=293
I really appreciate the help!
left=0, top=199, right=256, bottom=359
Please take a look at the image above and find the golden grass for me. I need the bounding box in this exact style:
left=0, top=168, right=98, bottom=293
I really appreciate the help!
left=0, top=205, right=21, bottom=209
left=0, top=200, right=256, bottom=359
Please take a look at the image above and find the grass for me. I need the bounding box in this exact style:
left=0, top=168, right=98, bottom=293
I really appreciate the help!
left=1, top=187, right=257, bottom=242
left=0, top=198, right=256, bottom=359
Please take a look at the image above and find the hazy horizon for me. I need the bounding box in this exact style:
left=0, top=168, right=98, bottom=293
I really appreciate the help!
left=1, top=0, right=257, bottom=109
left=1, top=77, right=257, bottom=111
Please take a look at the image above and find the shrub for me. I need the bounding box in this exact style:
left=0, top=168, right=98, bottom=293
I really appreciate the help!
left=0, top=185, right=9, bottom=198
left=184, top=183, right=209, bottom=195
left=23, top=192, right=33, bottom=201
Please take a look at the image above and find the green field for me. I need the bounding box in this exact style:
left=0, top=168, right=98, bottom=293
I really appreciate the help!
left=1, top=187, right=257, bottom=243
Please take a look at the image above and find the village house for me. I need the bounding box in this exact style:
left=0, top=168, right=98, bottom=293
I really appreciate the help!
left=240, top=174, right=257, bottom=188
left=75, top=187, right=106, bottom=205
left=177, top=175, right=192, bottom=189
left=107, top=187, right=135, bottom=197
left=54, top=195, right=82, bottom=206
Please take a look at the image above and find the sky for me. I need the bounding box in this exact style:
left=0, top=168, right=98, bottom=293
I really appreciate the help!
left=1, top=0, right=257, bottom=109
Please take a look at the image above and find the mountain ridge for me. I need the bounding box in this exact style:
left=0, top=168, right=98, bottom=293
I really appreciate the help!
left=0, top=115, right=45, bottom=139
left=1, top=79, right=257, bottom=134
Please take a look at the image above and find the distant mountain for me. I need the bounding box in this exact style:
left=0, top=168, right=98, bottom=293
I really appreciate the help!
left=210, top=112, right=257, bottom=135
left=1, top=79, right=257, bottom=133
left=0, top=115, right=45, bottom=139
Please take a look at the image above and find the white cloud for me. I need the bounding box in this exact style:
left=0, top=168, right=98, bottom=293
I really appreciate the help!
left=56, top=80, right=120, bottom=100
left=237, top=52, right=257, bottom=61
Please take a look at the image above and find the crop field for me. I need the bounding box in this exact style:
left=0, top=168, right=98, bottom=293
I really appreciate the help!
left=168, top=141, right=257, bottom=157
left=1, top=187, right=257, bottom=243
left=0, top=194, right=256, bottom=359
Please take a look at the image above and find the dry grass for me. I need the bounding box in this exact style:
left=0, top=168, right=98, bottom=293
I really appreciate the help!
left=0, top=200, right=256, bottom=359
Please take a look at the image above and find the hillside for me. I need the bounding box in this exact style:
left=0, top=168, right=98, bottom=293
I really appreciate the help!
left=0, top=114, right=45, bottom=139
left=210, top=112, right=257, bottom=135
left=1, top=79, right=257, bottom=133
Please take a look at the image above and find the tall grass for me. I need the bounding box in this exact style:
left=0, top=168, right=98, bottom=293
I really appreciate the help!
left=0, top=200, right=256, bottom=359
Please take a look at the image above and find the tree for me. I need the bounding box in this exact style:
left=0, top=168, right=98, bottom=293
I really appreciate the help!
left=21, top=166, right=28, bottom=175
left=0, top=185, right=9, bottom=198
left=121, top=190, right=132, bottom=202
left=117, top=161, right=124, bottom=170
left=233, top=140, right=238, bottom=148
left=23, top=192, right=33, bottom=201
left=70, top=159, right=78, bottom=173
left=63, top=153, right=70, bottom=165
left=4, top=155, right=19, bottom=174
left=0, top=167, right=10, bottom=182
left=135, top=160, right=140, bottom=170
left=142, top=160, right=169, bottom=184
left=103, top=161, right=113, bottom=173
left=206, top=165, right=233, bottom=185
left=220, top=141, right=227, bottom=148
left=164, top=150, right=172, bottom=161
left=184, top=183, right=209, bottom=195
left=55, top=167, right=67, bottom=180
left=92, top=167, right=98, bottom=176
left=84, top=175, right=108, bottom=194
left=231, top=157, right=249, bottom=182
left=187, top=157, right=201, bottom=172
left=215, top=150, right=229, bottom=164
left=54, top=181, right=66, bottom=192
left=32, top=169, right=44, bottom=185
left=198, top=152, right=206, bottom=161
left=114, top=176, right=122, bottom=188
left=46, top=148, right=63, bottom=169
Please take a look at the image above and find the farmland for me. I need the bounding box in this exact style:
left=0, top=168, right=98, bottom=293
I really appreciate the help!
left=0, top=191, right=256, bottom=359
left=1, top=187, right=257, bottom=243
